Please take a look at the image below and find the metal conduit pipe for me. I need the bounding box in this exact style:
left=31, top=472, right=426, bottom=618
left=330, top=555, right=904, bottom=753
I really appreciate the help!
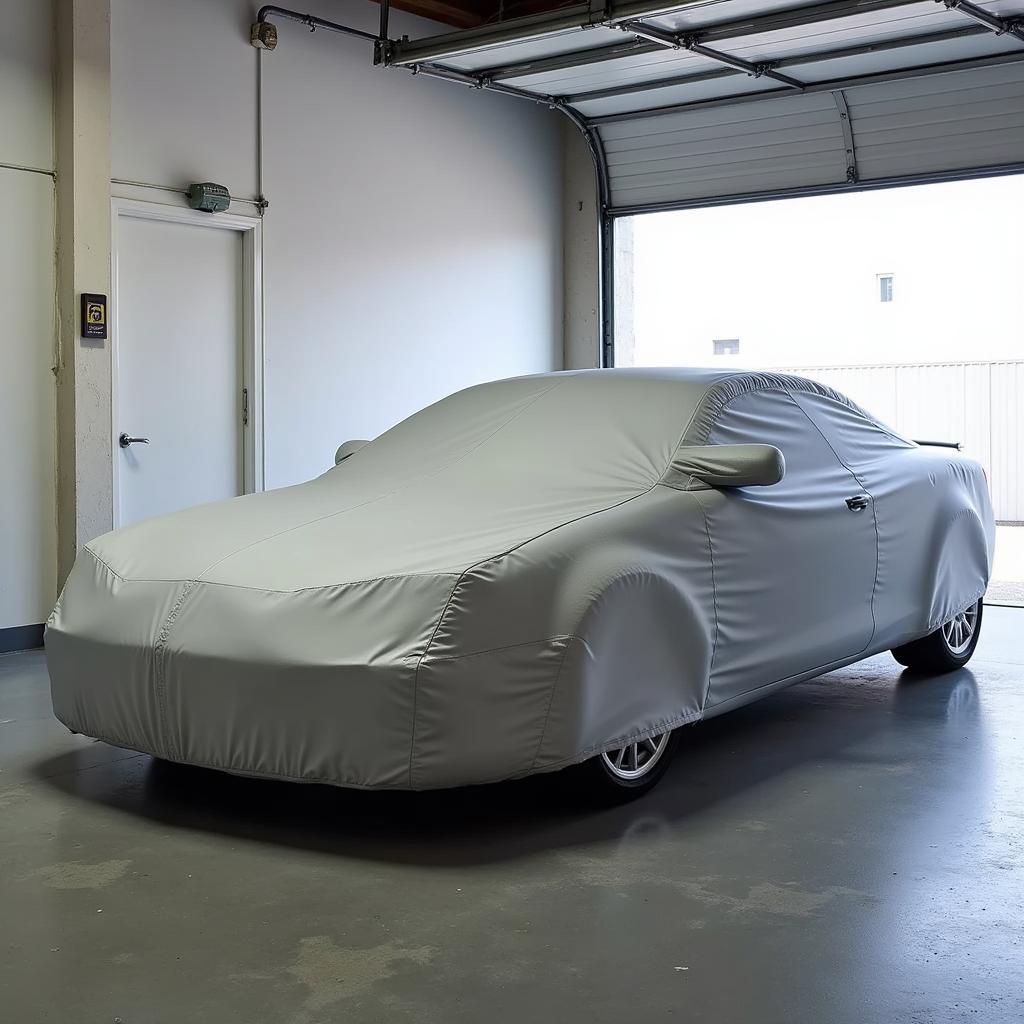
left=256, top=6, right=380, bottom=42
left=0, top=160, right=56, bottom=178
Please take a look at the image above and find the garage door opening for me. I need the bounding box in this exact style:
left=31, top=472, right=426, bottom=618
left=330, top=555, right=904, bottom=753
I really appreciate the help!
left=613, top=174, right=1024, bottom=603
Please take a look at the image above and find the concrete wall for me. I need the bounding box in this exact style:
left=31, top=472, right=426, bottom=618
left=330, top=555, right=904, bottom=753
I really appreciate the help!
left=0, top=0, right=58, bottom=633
left=112, top=0, right=564, bottom=489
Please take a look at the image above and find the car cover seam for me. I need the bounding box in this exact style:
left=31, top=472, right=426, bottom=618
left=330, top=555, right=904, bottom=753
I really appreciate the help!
left=688, top=385, right=793, bottom=444
left=422, top=634, right=575, bottom=664
left=82, top=546, right=186, bottom=761
left=530, top=636, right=575, bottom=771
left=788, top=391, right=880, bottom=652
left=191, top=379, right=570, bottom=584
left=686, top=374, right=879, bottom=444
left=83, top=546, right=122, bottom=580
left=408, top=571, right=469, bottom=788
left=688, top=489, right=720, bottom=712
left=81, top=549, right=460, bottom=593
left=541, top=708, right=704, bottom=771
left=152, top=579, right=198, bottom=763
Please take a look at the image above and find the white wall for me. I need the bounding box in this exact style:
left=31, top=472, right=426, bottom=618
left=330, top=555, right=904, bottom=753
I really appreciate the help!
left=111, top=0, right=564, bottom=489
left=0, top=0, right=57, bottom=632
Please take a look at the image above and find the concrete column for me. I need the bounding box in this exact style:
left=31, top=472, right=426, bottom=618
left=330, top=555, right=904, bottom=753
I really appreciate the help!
left=562, top=120, right=600, bottom=370
left=54, top=0, right=113, bottom=584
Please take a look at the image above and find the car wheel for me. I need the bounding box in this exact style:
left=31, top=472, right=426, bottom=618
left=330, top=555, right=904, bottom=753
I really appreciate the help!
left=891, top=599, right=983, bottom=673
left=581, top=727, right=680, bottom=801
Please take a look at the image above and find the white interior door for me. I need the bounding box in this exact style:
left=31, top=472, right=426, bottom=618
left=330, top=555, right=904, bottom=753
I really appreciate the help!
left=115, top=213, right=245, bottom=527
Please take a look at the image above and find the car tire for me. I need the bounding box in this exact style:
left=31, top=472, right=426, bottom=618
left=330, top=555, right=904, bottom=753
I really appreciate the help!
left=891, top=599, right=983, bottom=673
left=580, top=726, right=681, bottom=802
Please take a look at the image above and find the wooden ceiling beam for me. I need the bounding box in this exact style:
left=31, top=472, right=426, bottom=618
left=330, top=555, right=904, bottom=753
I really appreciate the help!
left=371, top=0, right=580, bottom=32
left=373, top=0, right=487, bottom=30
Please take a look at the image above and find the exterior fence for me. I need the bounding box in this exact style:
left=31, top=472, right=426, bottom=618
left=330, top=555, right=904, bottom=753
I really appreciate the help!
left=782, top=360, right=1023, bottom=523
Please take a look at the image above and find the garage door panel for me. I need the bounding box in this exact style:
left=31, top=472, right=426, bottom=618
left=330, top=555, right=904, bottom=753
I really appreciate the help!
left=599, top=94, right=841, bottom=141
left=605, top=129, right=846, bottom=176
left=790, top=33, right=1023, bottom=87
left=601, top=59, right=1024, bottom=210
left=610, top=164, right=849, bottom=207
left=846, top=61, right=1024, bottom=181
left=517, top=47, right=715, bottom=95
left=609, top=145, right=849, bottom=188
left=601, top=114, right=840, bottom=157
left=600, top=94, right=846, bottom=208
left=647, top=0, right=944, bottom=40
left=852, top=94, right=1024, bottom=135
left=574, top=76, right=779, bottom=120
left=858, top=141, right=1024, bottom=180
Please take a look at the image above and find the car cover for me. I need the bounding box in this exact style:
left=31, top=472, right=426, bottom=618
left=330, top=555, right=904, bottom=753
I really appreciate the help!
left=46, top=369, right=994, bottom=789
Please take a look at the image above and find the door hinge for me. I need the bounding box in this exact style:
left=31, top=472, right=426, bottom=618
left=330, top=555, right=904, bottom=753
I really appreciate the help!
left=242, top=387, right=249, bottom=427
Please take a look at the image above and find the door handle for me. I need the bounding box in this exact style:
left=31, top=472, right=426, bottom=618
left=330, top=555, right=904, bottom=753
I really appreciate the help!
left=119, top=433, right=150, bottom=448
left=845, top=494, right=870, bottom=512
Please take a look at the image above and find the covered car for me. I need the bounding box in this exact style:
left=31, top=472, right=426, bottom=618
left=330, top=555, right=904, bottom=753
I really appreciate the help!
left=47, top=369, right=994, bottom=796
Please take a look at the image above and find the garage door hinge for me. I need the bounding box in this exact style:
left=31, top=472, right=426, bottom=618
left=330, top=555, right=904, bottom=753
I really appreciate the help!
left=242, top=387, right=249, bottom=427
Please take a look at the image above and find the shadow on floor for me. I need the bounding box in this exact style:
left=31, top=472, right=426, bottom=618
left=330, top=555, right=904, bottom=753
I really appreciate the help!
left=33, top=663, right=978, bottom=867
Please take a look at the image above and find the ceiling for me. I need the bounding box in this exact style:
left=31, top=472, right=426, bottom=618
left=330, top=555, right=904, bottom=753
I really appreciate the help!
left=383, top=0, right=1024, bottom=120
left=382, top=0, right=578, bottom=30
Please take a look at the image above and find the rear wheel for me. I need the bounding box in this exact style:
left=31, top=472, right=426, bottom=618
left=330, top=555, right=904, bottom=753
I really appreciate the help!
left=581, top=727, right=680, bottom=801
left=891, top=599, right=983, bottom=673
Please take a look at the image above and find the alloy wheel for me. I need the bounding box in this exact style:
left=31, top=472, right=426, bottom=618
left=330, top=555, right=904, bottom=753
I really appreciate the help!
left=600, top=731, right=672, bottom=781
left=941, top=602, right=979, bottom=656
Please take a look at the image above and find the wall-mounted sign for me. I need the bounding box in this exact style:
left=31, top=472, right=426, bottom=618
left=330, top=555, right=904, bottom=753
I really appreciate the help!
left=81, top=293, right=107, bottom=340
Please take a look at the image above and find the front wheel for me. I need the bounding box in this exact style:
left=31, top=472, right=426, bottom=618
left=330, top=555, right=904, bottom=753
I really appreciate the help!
left=891, top=599, right=983, bottom=673
left=580, top=727, right=680, bottom=801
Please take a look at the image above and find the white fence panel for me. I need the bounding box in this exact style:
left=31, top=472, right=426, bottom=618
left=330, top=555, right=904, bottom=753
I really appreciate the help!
left=990, top=362, right=1024, bottom=524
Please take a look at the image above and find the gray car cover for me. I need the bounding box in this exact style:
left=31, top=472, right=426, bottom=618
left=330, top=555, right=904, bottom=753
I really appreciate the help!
left=47, top=369, right=994, bottom=789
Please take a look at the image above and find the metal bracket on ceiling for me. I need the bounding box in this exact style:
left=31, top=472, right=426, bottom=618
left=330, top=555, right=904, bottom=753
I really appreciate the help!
left=619, top=21, right=806, bottom=90
left=938, top=0, right=1024, bottom=43
left=832, top=90, right=859, bottom=184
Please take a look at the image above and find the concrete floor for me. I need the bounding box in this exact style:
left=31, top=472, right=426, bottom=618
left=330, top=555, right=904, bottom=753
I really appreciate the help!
left=2, top=612, right=1022, bottom=1024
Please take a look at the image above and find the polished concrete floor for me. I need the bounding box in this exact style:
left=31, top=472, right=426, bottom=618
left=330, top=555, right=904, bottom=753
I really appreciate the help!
left=2, top=611, right=1022, bottom=1024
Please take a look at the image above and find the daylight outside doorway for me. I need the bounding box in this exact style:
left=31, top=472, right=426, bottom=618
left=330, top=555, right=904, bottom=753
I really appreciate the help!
left=613, top=176, right=1023, bottom=604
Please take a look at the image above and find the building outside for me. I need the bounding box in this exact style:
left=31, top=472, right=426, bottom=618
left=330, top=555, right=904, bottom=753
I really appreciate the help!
left=617, top=175, right=1022, bottom=370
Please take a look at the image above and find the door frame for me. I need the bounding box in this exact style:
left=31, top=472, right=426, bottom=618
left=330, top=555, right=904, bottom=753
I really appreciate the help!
left=110, top=197, right=264, bottom=528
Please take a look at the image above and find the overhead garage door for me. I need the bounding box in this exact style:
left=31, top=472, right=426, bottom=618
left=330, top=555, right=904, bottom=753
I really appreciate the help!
left=599, top=59, right=1024, bottom=209
left=385, top=0, right=1024, bottom=212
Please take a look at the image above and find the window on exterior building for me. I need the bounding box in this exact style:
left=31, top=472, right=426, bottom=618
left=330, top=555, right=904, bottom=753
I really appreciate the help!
left=713, top=338, right=740, bottom=356
left=878, top=274, right=894, bottom=303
